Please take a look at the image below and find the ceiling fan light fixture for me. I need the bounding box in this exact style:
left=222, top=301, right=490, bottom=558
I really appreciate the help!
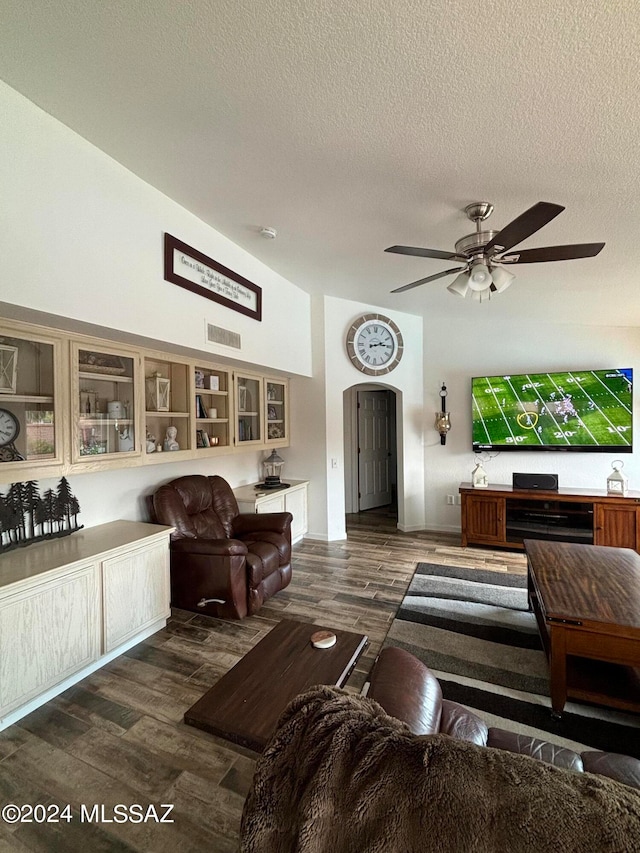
left=388, top=200, right=604, bottom=300
left=447, top=271, right=470, bottom=297
left=468, top=262, right=492, bottom=291
left=490, top=266, right=516, bottom=292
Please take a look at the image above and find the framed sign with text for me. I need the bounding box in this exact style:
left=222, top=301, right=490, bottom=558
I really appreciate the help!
left=164, top=234, right=262, bottom=321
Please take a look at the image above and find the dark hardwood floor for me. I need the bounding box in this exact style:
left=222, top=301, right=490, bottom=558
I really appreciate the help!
left=0, top=511, right=525, bottom=852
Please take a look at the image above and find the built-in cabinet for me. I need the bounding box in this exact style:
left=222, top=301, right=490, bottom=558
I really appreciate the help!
left=0, top=318, right=290, bottom=484
left=0, top=326, right=65, bottom=479
left=0, top=520, right=171, bottom=729
left=234, top=479, right=309, bottom=543
left=460, top=483, right=640, bottom=553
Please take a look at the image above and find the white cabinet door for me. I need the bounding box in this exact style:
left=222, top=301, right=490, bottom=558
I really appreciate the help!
left=102, top=540, right=170, bottom=652
left=285, top=487, right=308, bottom=543
left=0, top=563, right=100, bottom=717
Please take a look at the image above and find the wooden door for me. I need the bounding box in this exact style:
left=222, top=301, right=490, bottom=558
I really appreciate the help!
left=594, top=503, right=640, bottom=551
left=357, top=390, right=392, bottom=511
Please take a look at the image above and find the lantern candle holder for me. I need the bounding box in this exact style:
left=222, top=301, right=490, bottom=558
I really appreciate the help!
left=257, top=450, right=288, bottom=490
left=607, top=460, right=628, bottom=496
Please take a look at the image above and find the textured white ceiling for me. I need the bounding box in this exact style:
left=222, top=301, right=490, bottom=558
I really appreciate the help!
left=1, top=0, right=639, bottom=324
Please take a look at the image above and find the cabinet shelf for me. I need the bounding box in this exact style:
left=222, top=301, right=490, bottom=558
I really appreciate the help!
left=145, top=411, right=190, bottom=418
left=194, top=387, right=228, bottom=396
left=78, top=371, right=133, bottom=384
left=1, top=394, right=54, bottom=404
left=79, top=417, right=133, bottom=426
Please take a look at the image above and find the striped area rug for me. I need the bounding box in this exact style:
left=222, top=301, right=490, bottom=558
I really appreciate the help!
left=384, top=562, right=640, bottom=758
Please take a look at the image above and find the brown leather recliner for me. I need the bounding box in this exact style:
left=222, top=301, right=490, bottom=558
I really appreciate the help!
left=152, top=474, right=292, bottom=619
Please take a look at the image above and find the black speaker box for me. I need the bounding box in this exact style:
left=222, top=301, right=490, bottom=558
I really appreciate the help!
left=512, top=472, right=559, bottom=491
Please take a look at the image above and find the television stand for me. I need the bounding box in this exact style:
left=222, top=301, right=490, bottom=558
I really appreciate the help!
left=459, top=483, right=640, bottom=553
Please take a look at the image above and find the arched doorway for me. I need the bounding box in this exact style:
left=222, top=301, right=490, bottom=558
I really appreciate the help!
left=343, top=384, right=398, bottom=519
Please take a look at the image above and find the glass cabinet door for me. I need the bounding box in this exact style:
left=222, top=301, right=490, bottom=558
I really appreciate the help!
left=0, top=327, right=63, bottom=478
left=73, top=344, right=139, bottom=462
left=265, top=378, right=289, bottom=445
left=234, top=372, right=263, bottom=446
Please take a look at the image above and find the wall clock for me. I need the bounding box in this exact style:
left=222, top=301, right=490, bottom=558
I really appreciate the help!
left=0, top=408, right=24, bottom=462
left=346, top=314, right=404, bottom=376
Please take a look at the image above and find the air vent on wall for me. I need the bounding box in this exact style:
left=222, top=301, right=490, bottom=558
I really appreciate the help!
left=206, top=323, right=241, bottom=349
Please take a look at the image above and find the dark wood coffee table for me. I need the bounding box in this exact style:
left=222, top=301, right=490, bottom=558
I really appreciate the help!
left=184, top=619, right=368, bottom=751
left=525, top=538, right=640, bottom=717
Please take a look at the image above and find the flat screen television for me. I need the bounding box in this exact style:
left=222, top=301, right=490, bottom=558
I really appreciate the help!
left=472, top=368, right=633, bottom=452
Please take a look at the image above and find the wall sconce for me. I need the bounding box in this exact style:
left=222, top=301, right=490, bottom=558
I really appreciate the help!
left=435, top=382, right=451, bottom=445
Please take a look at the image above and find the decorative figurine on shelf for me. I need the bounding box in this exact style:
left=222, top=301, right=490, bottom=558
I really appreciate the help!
left=471, top=459, right=489, bottom=488
left=163, top=425, right=179, bottom=452
left=146, top=430, right=157, bottom=454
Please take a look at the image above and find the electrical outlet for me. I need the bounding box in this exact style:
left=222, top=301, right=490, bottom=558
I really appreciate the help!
left=446, top=494, right=455, bottom=505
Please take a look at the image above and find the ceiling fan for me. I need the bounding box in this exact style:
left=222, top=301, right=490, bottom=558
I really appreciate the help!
left=386, top=202, right=605, bottom=300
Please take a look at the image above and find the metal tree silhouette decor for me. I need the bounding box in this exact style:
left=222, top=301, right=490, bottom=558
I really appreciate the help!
left=0, top=477, right=83, bottom=553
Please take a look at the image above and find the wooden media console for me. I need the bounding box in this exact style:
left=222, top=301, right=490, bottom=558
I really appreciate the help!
left=460, top=483, right=640, bottom=553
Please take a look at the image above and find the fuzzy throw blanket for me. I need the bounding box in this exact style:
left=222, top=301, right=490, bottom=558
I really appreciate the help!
left=240, top=686, right=640, bottom=853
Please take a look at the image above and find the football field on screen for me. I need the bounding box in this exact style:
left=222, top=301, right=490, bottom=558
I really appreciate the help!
left=472, top=370, right=632, bottom=449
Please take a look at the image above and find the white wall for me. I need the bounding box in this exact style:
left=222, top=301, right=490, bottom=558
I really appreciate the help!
left=424, top=317, right=640, bottom=532
left=0, top=81, right=311, bottom=377
left=0, top=81, right=317, bottom=529
left=318, top=296, right=425, bottom=540
left=285, top=296, right=329, bottom=538
left=46, top=452, right=266, bottom=531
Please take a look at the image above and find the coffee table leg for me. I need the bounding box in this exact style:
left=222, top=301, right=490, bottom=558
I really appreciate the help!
left=549, top=627, right=567, bottom=719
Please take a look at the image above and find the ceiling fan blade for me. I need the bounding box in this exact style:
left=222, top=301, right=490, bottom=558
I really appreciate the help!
left=499, top=242, right=605, bottom=264
left=484, top=202, right=565, bottom=256
left=391, top=267, right=467, bottom=293
left=385, top=245, right=466, bottom=262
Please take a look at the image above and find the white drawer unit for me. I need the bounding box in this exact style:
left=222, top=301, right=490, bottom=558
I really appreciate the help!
left=0, top=520, right=172, bottom=729
left=234, top=479, right=309, bottom=543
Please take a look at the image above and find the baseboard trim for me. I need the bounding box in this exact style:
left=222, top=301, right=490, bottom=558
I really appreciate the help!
left=397, top=523, right=460, bottom=534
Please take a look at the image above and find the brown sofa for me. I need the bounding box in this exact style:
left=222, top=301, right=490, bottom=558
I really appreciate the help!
left=368, top=646, right=640, bottom=789
left=241, top=682, right=640, bottom=852
left=152, top=474, right=292, bottom=619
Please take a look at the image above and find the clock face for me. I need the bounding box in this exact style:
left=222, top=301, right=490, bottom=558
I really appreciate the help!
left=0, top=409, right=19, bottom=447
left=346, top=314, right=404, bottom=375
